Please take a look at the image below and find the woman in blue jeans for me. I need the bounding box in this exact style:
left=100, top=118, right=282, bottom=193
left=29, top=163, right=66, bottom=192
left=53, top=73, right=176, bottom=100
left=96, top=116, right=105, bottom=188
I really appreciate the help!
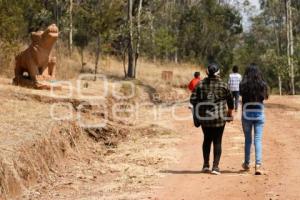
left=240, top=64, right=269, bottom=175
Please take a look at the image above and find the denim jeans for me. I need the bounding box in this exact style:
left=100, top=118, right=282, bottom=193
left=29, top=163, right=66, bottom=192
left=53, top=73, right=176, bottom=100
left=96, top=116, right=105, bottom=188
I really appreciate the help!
left=231, top=91, right=239, bottom=110
left=242, top=108, right=265, bottom=165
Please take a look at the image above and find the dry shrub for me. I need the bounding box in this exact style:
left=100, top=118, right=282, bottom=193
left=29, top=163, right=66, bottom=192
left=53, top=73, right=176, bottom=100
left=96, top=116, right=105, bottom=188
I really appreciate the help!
left=101, top=57, right=205, bottom=88
left=55, top=55, right=81, bottom=80
left=0, top=41, right=21, bottom=78
left=53, top=43, right=82, bottom=80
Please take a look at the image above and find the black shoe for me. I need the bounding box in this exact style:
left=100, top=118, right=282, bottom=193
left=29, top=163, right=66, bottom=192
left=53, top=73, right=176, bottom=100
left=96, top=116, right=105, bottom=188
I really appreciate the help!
left=242, top=163, right=250, bottom=171
left=211, top=167, right=221, bottom=175
left=202, top=164, right=210, bottom=173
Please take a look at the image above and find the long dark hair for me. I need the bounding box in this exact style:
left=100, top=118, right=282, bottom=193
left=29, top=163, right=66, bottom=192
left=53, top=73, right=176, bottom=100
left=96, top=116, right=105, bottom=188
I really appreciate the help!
left=240, top=63, right=269, bottom=102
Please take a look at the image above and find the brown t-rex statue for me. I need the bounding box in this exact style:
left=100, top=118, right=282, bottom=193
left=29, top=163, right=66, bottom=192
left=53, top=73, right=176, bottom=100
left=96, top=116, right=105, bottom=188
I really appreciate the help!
left=13, top=24, right=59, bottom=89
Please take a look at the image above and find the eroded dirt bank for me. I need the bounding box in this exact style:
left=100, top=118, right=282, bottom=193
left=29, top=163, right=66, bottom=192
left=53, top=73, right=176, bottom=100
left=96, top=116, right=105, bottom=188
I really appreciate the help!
left=0, top=78, right=183, bottom=200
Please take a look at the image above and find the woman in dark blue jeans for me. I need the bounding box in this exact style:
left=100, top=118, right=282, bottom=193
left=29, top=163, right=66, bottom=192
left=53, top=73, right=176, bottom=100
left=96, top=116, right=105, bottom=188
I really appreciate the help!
left=240, top=64, right=269, bottom=175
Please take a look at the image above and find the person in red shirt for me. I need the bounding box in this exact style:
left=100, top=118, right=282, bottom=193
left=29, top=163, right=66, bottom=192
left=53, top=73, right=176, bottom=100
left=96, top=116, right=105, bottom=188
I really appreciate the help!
left=188, top=71, right=201, bottom=120
left=188, top=72, right=201, bottom=92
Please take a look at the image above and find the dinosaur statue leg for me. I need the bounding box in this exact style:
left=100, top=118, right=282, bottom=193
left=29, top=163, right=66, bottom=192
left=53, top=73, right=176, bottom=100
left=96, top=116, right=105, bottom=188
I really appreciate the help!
left=48, top=56, right=56, bottom=78
left=13, top=66, right=47, bottom=89
left=13, top=54, right=25, bottom=85
left=40, top=56, right=56, bottom=80
left=27, top=62, right=39, bottom=82
left=27, top=63, right=51, bottom=90
left=13, top=65, right=24, bottom=85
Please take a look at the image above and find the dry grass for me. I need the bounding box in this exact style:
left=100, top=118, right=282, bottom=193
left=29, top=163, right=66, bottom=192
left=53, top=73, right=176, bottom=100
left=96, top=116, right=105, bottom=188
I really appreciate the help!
left=100, top=56, right=205, bottom=88
left=55, top=56, right=82, bottom=80
left=1, top=42, right=205, bottom=92
left=94, top=127, right=180, bottom=200
left=13, top=124, right=180, bottom=200
left=0, top=77, right=183, bottom=200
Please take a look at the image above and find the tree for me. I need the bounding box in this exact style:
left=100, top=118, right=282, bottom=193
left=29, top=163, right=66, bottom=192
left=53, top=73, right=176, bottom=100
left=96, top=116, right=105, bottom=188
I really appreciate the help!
left=177, top=0, right=242, bottom=68
left=154, top=27, right=176, bottom=60
left=234, top=0, right=299, bottom=94
left=1, top=0, right=298, bottom=94
left=127, top=0, right=146, bottom=78
left=74, top=0, right=124, bottom=78
left=134, top=0, right=143, bottom=78
left=286, top=0, right=295, bottom=95
left=127, top=0, right=135, bottom=78
left=73, top=31, right=89, bottom=71
left=69, top=0, right=73, bottom=56
left=264, top=0, right=287, bottom=95
left=262, top=50, right=288, bottom=95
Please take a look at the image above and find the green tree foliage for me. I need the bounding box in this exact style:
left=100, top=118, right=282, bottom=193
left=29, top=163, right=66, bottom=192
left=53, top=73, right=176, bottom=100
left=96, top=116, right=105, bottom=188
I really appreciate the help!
left=0, top=0, right=242, bottom=73
left=73, top=0, right=124, bottom=75
left=0, top=0, right=298, bottom=93
left=73, top=31, right=89, bottom=70
left=234, top=0, right=300, bottom=94
left=154, top=27, right=176, bottom=60
left=0, top=0, right=26, bottom=42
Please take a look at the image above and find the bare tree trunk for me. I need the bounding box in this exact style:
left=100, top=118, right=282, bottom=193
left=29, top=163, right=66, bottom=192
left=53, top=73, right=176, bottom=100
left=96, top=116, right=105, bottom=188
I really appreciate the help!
left=286, top=0, right=291, bottom=92
left=123, top=49, right=127, bottom=77
left=69, top=0, right=73, bottom=56
left=150, top=13, right=156, bottom=62
left=134, top=0, right=143, bottom=78
left=79, top=48, right=85, bottom=72
left=56, top=0, right=59, bottom=25
left=278, top=75, right=282, bottom=96
left=289, top=2, right=295, bottom=95
left=286, top=0, right=295, bottom=95
left=80, top=48, right=84, bottom=71
left=127, top=0, right=135, bottom=78
left=270, top=3, right=282, bottom=96
left=94, top=35, right=101, bottom=80
left=174, top=28, right=179, bottom=64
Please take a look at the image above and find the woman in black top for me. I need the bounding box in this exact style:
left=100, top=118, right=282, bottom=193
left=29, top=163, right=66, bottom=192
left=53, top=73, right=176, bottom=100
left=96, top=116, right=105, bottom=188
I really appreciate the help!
left=240, top=63, right=269, bottom=175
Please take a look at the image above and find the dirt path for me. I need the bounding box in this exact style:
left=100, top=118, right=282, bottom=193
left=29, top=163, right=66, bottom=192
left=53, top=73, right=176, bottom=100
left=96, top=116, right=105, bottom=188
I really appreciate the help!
left=1, top=77, right=299, bottom=200
left=152, top=96, right=300, bottom=200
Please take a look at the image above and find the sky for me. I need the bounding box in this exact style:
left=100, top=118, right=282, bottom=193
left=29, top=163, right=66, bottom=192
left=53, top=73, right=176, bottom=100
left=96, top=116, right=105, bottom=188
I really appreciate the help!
left=249, top=0, right=260, bottom=8
left=241, top=0, right=259, bottom=31
left=238, top=0, right=261, bottom=31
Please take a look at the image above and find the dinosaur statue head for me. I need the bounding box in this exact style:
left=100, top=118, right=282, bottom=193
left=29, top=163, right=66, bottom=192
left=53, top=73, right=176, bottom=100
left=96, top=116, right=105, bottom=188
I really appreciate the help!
left=31, top=24, right=59, bottom=49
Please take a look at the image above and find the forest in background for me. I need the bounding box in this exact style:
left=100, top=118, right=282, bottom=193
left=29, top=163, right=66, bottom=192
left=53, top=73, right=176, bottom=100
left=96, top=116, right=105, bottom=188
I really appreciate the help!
left=0, top=0, right=299, bottom=94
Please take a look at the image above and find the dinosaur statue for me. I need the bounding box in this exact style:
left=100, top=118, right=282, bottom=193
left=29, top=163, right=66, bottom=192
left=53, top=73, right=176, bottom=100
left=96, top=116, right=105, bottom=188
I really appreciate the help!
left=13, top=24, right=59, bottom=89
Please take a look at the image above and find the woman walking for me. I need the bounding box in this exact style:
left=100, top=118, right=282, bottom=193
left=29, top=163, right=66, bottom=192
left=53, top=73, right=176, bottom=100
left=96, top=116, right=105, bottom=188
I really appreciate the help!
left=193, top=63, right=234, bottom=175
left=240, top=63, right=269, bottom=175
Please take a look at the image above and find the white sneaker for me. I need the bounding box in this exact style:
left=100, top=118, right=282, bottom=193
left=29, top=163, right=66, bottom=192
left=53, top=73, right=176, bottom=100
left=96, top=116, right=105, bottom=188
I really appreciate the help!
left=255, top=165, right=263, bottom=175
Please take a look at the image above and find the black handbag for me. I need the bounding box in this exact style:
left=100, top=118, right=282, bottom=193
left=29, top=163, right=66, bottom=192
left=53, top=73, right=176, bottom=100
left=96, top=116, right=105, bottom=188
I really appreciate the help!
left=190, top=92, right=201, bottom=128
